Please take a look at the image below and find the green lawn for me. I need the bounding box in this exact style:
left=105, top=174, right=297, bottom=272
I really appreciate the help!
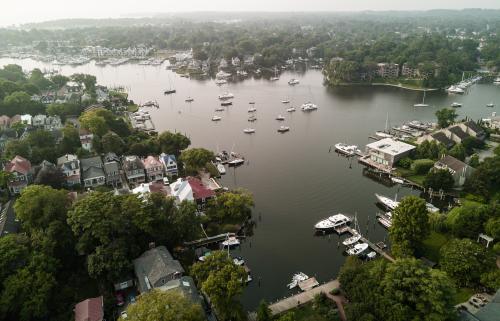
left=420, top=231, right=450, bottom=263
left=276, top=301, right=341, bottom=321
left=452, top=287, right=474, bottom=305
left=406, top=174, right=426, bottom=186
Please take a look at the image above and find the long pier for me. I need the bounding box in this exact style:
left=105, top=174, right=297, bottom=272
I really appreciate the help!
left=335, top=226, right=395, bottom=262
left=184, top=233, right=239, bottom=247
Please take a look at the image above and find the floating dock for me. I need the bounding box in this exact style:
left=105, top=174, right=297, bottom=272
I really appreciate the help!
left=334, top=226, right=395, bottom=262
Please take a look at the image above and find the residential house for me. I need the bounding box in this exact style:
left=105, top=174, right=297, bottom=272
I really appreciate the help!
left=377, top=63, right=399, bottom=78
left=447, top=125, right=470, bottom=144
left=4, top=155, right=32, bottom=194
left=0, top=115, right=10, bottom=129
left=231, top=57, right=241, bottom=67
left=74, top=296, right=104, bottom=321
left=79, top=128, right=94, bottom=151
left=417, top=121, right=486, bottom=147
left=430, top=132, right=455, bottom=149
left=103, top=159, right=122, bottom=187
left=9, top=115, right=21, bottom=125
left=170, top=176, right=215, bottom=207
left=157, top=276, right=207, bottom=311
left=81, top=156, right=106, bottom=188
left=20, top=114, right=32, bottom=126
left=434, top=155, right=475, bottom=187
left=66, top=81, right=83, bottom=93
left=32, top=114, right=47, bottom=127
left=132, top=182, right=169, bottom=199
left=401, top=63, right=419, bottom=78
left=95, top=85, right=109, bottom=103
left=57, top=154, right=81, bottom=186
left=458, top=289, right=500, bottom=321
left=364, top=138, right=416, bottom=170
left=133, top=245, right=184, bottom=293
left=44, top=116, right=63, bottom=131
left=123, top=155, right=146, bottom=187
left=143, top=156, right=164, bottom=182
left=459, top=121, right=486, bottom=140
left=159, top=153, right=178, bottom=176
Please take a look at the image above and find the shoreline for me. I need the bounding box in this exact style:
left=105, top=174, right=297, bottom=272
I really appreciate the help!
left=332, top=82, right=440, bottom=92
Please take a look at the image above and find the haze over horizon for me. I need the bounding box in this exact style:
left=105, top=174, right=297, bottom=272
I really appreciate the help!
left=2, top=0, right=500, bottom=27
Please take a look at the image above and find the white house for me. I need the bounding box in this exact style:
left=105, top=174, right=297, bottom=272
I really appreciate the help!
left=159, top=153, right=178, bottom=176
left=434, top=155, right=475, bottom=187
left=364, top=138, right=416, bottom=170
left=20, top=114, right=32, bottom=126
left=169, top=178, right=194, bottom=203
left=79, top=129, right=94, bottom=152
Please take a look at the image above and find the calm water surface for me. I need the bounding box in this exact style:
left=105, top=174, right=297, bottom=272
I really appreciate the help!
left=2, top=58, right=499, bottom=309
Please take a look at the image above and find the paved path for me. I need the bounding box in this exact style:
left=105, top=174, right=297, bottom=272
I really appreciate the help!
left=326, top=292, right=348, bottom=321
left=269, top=280, right=340, bottom=315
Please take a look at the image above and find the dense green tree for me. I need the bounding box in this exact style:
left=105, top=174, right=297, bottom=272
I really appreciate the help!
left=79, top=110, right=108, bottom=136
left=440, top=238, right=494, bottom=287
left=468, top=154, right=480, bottom=167
left=122, top=290, right=205, bottom=321
left=485, top=216, right=500, bottom=239
left=448, top=143, right=466, bottom=161
left=424, top=169, right=455, bottom=190
left=2, top=91, right=44, bottom=116
left=157, top=131, right=191, bottom=156
left=180, top=148, right=215, bottom=172
left=445, top=204, right=489, bottom=238
left=0, top=234, right=30, bottom=285
left=256, top=300, right=272, bottom=321
left=435, top=108, right=458, bottom=128
left=390, top=196, right=430, bottom=257
left=415, top=141, right=444, bottom=160
left=480, top=269, right=500, bottom=291
left=411, top=158, right=435, bottom=174
left=50, top=74, right=69, bottom=88
left=464, top=155, right=500, bottom=200
left=100, top=132, right=126, bottom=154
left=206, top=189, right=254, bottom=223
left=59, top=124, right=81, bottom=154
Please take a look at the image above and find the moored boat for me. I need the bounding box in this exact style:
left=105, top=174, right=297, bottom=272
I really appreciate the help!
left=288, top=78, right=300, bottom=85
left=451, top=102, right=462, bottom=107
left=164, top=89, right=176, bottom=95
left=287, top=272, right=309, bottom=289
left=314, top=213, right=351, bottom=230
left=222, top=236, right=240, bottom=248
left=221, top=101, right=233, bottom=106
left=218, top=92, right=234, bottom=100
left=212, top=116, right=222, bottom=121
left=276, top=115, right=285, bottom=121
left=277, top=126, right=290, bottom=133
left=375, top=193, right=400, bottom=210
left=217, top=163, right=226, bottom=175
left=286, top=107, right=296, bottom=112
left=346, top=242, right=369, bottom=256
left=243, top=128, right=255, bottom=134
left=301, top=102, right=318, bottom=111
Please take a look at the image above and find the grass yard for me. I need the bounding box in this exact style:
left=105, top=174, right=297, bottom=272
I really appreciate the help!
left=420, top=231, right=450, bottom=263
left=276, top=301, right=341, bottom=321
left=452, top=287, right=475, bottom=305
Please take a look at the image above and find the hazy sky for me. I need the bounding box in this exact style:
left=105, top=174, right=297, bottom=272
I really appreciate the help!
left=2, top=0, right=500, bottom=26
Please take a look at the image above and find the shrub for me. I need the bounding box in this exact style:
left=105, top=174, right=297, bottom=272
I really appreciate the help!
left=397, top=157, right=413, bottom=169
left=330, top=288, right=341, bottom=295
left=411, top=159, right=435, bottom=175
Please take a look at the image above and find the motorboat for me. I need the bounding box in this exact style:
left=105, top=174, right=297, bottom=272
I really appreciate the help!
left=447, top=86, right=464, bottom=94
left=248, top=107, right=257, bottom=113
left=228, top=158, right=245, bottom=166
left=215, top=107, right=225, bottom=112
left=164, top=89, right=176, bottom=95
left=277, top=126, right=290, bottom=133
left=243, top=128, right=256, bottom=134
left=286, top=107, right=296, bottom=112
left=346, top=243, right=369, bottom=256
left=493, top=77, right=500, bottom=85
left=217, top=163, right=226, bottom=174
left=366, top=252, right=377, bottom=260
left=212, top=116, right=222, bottom=121
left=270, top=77, right=280, bottom=81
left=288, top=78, right=300, bottom=85
left=486, top=103, right=495, bottom=108
left=301, top=102, right=318, bottom=111
left=221, top=101, right=233, bottom=106
left=248, top=116, right=257, bottom=122
left=391, top=177, right=405, bottom=184
left=335, top=143, right=360, bottom=156
left=222, top=236, right=240, bottom=248
left=233, top=256, right=245, bottom=266
left=215, top=79, right=227, bottom=85
left=407, top=120, right=432, bottom=131
left=375, top=193, right=400, bottom=210
left=218, top=92, right=234, bottom=100
left=249, top=101, right=256, bottom=104
left=377, top=212, right=392, bottom=229
left=451, top=102, right=462, bottom=107
left=287, top=272, right=309, bottom=289
left=426, top=203, right=439, bottom=213
left=185, top=97, right=194, bottom=102
left=281, top=99, right=290, bottom=104
left=276, top=115, right=285, bottom=121
left=343, top=232, right=361, bottom=246
left=314, top=213, right=351, bottom=230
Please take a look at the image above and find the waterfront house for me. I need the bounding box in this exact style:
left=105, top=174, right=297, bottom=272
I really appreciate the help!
left=79, top=128, right=94, bottom=152
left=143, top=155, right=164, bottom=182
left=123, top=155, right=146, bottom=187
left=103, top=159, right=122, bottom=187
left=74, top=296, right=104, bottom=321
left=81, top=156, right=106, bottom=188
left=4, top=155, right=32, bottom=194
left=434, top=155, right=475, bottom=187
left=231, top=56, right=241, bottom=67
left=430, top=132, right=455, bottom=149
left=159, top=153, right=178, bottom=176
left=170, top=176, right=215, bottom=207
left=459, top=121, right=486, bottom=141
left=418, top=121, right=486, bottom=147
left=57, top=154, right=81, bottom=186
left=132, top=182, right=170, bottom=199
left=447, top=125, right=470, bottom=144
left=66, top=81, right=83, bottom=93
left=377, top=63, right=399, bottom=78
left=133, top=245, right=184, bottom=294
left=20, top=114, right=32, bottom=126
left=364, top=138, right=416, bottom=170
left=0, top=115, right=10, bottom=129
left=32, top=114, right=47, bottom=127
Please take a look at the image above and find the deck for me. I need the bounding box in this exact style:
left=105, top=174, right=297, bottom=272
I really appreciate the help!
left=357, top=155, right=394, bottom=174
left=269, top=279, right=340, bottom=315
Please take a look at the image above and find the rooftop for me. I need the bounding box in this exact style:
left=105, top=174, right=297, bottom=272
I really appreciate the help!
left=435, top=155, right=470, bottom=172
left=366, top=138, right=415, bottom=156
left=74, top=296, right=103, bottom=321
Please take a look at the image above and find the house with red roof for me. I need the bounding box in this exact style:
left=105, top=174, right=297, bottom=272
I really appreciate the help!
left=170, top=176, right=215, bottom=208
left=143, top=155, right=164, bottom=182
left=74, top=296, right=104, bottom=321
left=4, top=155, right=32, bottom=194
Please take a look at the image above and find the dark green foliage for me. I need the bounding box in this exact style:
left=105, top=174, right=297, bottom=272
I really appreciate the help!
left=448, top=143, right=466, bottom=161
left=424, top=168, right=455, bottom=190
left=445, top=204, right=491, bottom=239
left=464, top=155, right=500, bottom=200
left=411, top=159, right=435, bottom=175
left=415, top=141, right=444, bottom=160
left=397, top=157, right=413, bottom=169
left=435, top=108, right=458, bottom=128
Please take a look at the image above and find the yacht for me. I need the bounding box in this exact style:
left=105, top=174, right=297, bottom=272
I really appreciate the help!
left=281, top=99, right=290, bottom=104
left=451, top=102, right=462, bottom=107
left=447, top=86, right=465, bottom=94
left=218, top=92, right=234, bottom=100
left=185, top=97, right=194, bottom=102
left=288, top=78, right=300, bottom=85
left=222, top=236, right=240, bottom=248
left=314, top=213, right=351, bottom=230
left=301, top=102, right=318, bottom=111
left=375, top=131, right=394, bottom=139
left=486, top=102, right=495, bottom=108
left=228, top=158, right=245, bottom=166
left=212, top=116, right=222, bottom=121
left=286, top=107, right=296, bottom=112
left=276, top=115, right=285, bottom=121
left=243, top=128, right=256, bottom=134
left=375, top=193, right=400, bottom=210
left=343, top=232, right=362, bottom=246
left=248, top=115, right=257, bottom=122
left=277, top=126, right=290, bottom=133
left=217, top=163, right=226, bottom=175
left=287, top=272, right=309, bottom=290
left=377, top=212, right=392, bottom=229
left=164, top=89, right=176, bottom=95
left=248, top=107, right=257, bottom=113
left=335, top=143, right=360, bottom=156
left=407, top=120, right=431, bottom=131
left=221, top=101, right=233, bottom=106
left=346, top=243, right=369, bottom=256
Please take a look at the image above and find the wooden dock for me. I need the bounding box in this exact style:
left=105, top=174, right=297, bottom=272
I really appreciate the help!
left=184, top=233, right=238, bottom=247
left=269, top=279, right=340, bottom=315
left=342, top=226, right=395, bottom=262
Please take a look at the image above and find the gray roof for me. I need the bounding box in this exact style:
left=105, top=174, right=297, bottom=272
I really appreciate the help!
left=448, top=126, right=470, bottom=140
left=431, top=132, right=455, bottom=148
left=464, top=121, right=485, bottom=135
left=81, top=156, right=103, bottom=170
left=158, top=276, right=202, bottom=304
left=436, top=155, right=469, bottom=172
left=133, top=246, right=185, bottom=293
left=82, top=166, right=105, bottom=180
left=103, top=161, right=120, bottom=175
left=475, top=289, right=500, bottom=321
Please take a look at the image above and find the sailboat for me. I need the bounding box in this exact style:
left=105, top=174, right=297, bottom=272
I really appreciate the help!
left=343, top=215, right=361, bottom=246
left=270, top=66, right=279, bottom=81
left=375, top=113, right=394, bottom=139
left=414, top=91, right=429, bottom=107
left=164, top=73, right=176, bottom=94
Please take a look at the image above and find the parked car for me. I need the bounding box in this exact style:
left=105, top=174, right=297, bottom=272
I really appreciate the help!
left=120, top=311, right=128, bottom=319
left=163, top=177, right=169, bottom=185
left=474, top=294, right=489, bottom=303
left=470, top=297, right=485, bottom=308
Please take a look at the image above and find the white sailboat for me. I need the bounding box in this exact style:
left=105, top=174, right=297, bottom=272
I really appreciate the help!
left=375, top=113, right=393, bottom=138
left=243, top=128, right=255, bottom=134
left=270, top=66, right=279, bottom=81
left=375, top=193, right=400, bottom=210
left=414, top=91, right=429, bottom=107
left=343, top=215, right=361, bottom=246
